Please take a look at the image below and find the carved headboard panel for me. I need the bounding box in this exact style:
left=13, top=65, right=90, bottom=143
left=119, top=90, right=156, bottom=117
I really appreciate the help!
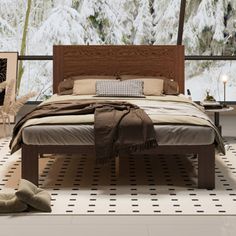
left=53, top=45, right=185, bottom=94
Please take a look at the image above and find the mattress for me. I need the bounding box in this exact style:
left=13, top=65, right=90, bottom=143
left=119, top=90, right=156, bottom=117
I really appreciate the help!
left=22, top=124, right=215, bottom=146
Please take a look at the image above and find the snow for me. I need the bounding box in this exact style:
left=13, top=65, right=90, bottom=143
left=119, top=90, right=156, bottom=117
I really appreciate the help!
left=186, top=60, right=236, bottom=101
left=133, top=0, right=153, bottom=44
left=0, top=0, right=235, bottom=101
left=153, top=0, right=180, bottom=45
left=30, top=5, right=85, bottom=54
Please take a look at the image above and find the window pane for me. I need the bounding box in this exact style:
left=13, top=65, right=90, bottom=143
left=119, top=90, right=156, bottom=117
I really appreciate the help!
left=185, top=60, right=236, bottom=101
left=0, top=0, right=181, bottom=55
left=183, top=1, right=236, bottom=55
left=18, top=60, right=52, bottom=101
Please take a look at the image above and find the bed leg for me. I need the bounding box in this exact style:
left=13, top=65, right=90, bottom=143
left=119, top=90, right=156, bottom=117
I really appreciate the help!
left=22, top=144, right=39, bottom=186
left=115, top=156, right=120, bottom=177
left=198, top=145, right=215, bottom=189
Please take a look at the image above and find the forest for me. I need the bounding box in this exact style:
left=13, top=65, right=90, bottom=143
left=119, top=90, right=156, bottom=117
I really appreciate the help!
left=0, top=0, right=235, bottom=101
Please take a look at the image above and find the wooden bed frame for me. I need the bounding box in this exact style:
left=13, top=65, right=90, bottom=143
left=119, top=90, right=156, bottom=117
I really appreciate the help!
left=21, top=45, right=215, bottom=189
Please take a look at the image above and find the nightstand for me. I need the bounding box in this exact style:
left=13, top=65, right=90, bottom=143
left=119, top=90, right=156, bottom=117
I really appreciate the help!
left=205, top=106, right=234, bottom=135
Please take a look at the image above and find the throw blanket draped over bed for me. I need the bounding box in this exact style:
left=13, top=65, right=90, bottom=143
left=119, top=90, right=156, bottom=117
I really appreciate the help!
left=10, top=100, right=158, bottom=164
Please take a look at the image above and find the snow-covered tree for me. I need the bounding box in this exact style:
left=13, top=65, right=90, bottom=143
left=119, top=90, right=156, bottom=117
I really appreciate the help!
left=153, top=0, right=180, bottom=45
left=30, top=0, right=53, bottom=27
left=133, top=0, right=153, bottom=44
left=77, top=0, right=101, bottom=44
left=118, top=0, right=138, bottom=44
left=0, top=0, right=24, bottom=51
left=1, top=0, right=236, bottom=101
left=30, top=2, right=85, bottom=55
left=86, top=0, right=126, bottom=44
left=184, top=0, right=236, bottom=55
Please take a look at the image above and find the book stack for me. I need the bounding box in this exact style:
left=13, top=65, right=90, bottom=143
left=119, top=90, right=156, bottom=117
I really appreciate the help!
left=200, top=101, right=223, bottom=110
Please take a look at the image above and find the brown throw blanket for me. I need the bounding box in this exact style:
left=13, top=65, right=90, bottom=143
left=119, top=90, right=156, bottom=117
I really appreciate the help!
left=10, top=100, right=157, bottom=164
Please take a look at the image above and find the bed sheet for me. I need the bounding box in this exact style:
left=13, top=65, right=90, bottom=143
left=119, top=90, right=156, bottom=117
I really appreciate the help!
left=22, top=124, right=215, bottom=146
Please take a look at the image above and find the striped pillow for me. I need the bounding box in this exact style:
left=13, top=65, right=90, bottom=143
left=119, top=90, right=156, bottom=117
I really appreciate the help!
left=96, top=80, right=145, bottom=97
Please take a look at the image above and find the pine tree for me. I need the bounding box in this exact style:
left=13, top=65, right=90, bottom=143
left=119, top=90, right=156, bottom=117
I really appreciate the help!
left=78, top=0, right=101, bottom=44
left=31, top=1, right=85, bottom=54
left=133, top=0, right=153, bottom=44
left=118, top=0, right=138, bottom=44
left=211, top=0, right=225, bottom=55
left=184, top=0, right=236, bottom=55
left=84, top=0, right=126, bottom=44
left=0, top=0, right=22, bottom=51
left=153, top=0, right=180, bottom=45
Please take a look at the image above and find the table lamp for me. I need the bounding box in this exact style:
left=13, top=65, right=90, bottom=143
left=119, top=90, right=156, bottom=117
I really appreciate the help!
left=221, top=74, right=228, bottom=108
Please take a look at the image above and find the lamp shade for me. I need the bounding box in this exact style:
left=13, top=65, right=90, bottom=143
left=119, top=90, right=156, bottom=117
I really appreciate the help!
left=221, top=74, right=228, bottom=83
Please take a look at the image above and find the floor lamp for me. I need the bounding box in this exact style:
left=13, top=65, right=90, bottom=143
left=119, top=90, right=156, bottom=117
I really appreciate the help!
left=221, top=75, right=228, bottom=108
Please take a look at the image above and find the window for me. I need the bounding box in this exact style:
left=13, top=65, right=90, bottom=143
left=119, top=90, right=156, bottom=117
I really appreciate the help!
left=18, top=60, right=52, bottom=101
left=1, top=0, right=181, bottom=100
left=183, top=1, right=236, bottom=56
left=0, top=0, right=235, bottom=102
left=185, top=60, right=236, bottom=101
left=0, top=0, right=181, bottom=54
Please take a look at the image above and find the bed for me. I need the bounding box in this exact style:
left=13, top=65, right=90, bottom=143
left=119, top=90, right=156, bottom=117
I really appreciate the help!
left=13, top=45, right=224, bottom=189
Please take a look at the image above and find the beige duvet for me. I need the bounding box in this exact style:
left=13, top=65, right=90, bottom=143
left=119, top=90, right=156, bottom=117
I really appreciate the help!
left=10, top=94, right=225, bottom=154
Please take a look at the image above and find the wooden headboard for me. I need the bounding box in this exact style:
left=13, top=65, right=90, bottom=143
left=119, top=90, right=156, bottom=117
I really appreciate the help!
left=53, top=45, right=185, bottom=94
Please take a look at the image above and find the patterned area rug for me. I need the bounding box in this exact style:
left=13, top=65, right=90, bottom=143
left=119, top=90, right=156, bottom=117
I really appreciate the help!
left=0, top=137, right=236, bottom=215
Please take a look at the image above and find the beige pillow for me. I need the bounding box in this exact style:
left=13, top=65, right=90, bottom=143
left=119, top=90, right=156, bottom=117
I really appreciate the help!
left=73, top=79, right=116, bottom=95
left=119, top=75, right=142, bottom=80
left=71, top=75, right=116, bottom=80
left=140, top=78, right=164, bottom=96
left=0, top=193, right=28, bottom=213
left=16, top=179, right=51, bottom=212
left=120, top=75, right=164, bottom=96
left=59, top=76, right=117, bottom=95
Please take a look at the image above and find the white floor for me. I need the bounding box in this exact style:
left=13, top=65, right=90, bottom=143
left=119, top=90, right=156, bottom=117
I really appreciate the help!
left=0, top=112, right=236, bottom=236
left=0, top=215, right=236, bottom=236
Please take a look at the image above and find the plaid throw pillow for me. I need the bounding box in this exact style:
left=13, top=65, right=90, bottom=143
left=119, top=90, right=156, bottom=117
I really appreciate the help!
left=96, top=80, right=145, bottom=97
